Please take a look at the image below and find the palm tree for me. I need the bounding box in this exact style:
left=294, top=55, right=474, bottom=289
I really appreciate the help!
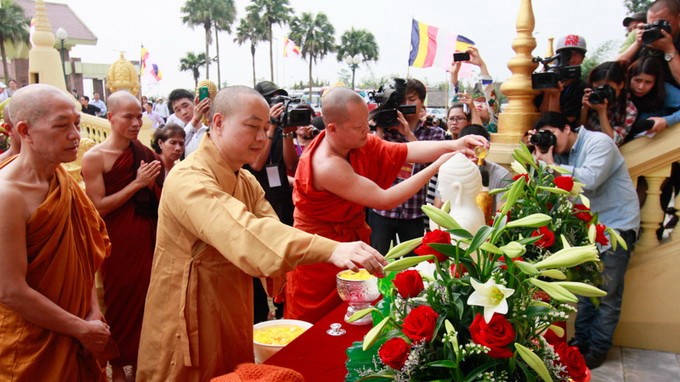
left=0, top=0, right=29, bottom=83
left=181, top=0, right=236, bottom=82
left=212, top=3, right=237, bottom=89
left=336, top=28, right=379, bottom=90
left=245, top=0, right=292, bottom=82
left=289, top=12, right=335, bottom=101
left=234, top=14, right=266, bottom=87
left=179, top=52, right=207, bottom=89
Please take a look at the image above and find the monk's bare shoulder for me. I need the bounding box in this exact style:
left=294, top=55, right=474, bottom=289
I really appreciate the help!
left=0, top=178, right=29, bottom=222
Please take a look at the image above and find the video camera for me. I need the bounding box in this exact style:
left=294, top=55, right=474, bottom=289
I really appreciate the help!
left=642, top=20, right=672, bottom=45
left=368, top=78, right=416, bottom=129
left=531, top=52, right=582, bottom=90
left=269, top=95, right=314, bottom=127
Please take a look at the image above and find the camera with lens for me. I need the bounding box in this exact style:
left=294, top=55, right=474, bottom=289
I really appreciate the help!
left=269, top=95, right=313, bottom=127
left=588, top=83, right=616, bottom=105
left=368, top=78, right=417, bottom=129
left=642, top=20, right=672, bottom=45
left=530, top=130, right=557, bottom=154
left=531, top=51, right=582, bottom=90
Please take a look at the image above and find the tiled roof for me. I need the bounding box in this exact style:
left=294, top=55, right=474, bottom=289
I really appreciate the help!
left=16, top=0, right=97, bottom=43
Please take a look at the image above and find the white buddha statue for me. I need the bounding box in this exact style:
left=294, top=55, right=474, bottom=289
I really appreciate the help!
left=434, top=153, right=485, bottom=235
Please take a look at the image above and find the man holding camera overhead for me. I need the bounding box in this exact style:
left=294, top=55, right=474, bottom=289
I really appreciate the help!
left=536, top=34, right=589, bottom=127
left=530, top=111, right=640, bottom=370
left=285, top=87, right=488, bottom=323
left=619, top=0, right=680, bottom=87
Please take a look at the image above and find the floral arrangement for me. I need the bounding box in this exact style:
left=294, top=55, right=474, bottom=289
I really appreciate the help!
left=345, top=145, right=626, bottom=382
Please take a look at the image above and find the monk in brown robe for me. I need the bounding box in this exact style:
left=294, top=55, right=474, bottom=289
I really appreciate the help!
left=136, top=86, right=386, bottom=382
left=82, top=91, right=163, bottom=381
left=0, top=84, right=111, bottom=381
left=287, top=87, right=489, bottom=323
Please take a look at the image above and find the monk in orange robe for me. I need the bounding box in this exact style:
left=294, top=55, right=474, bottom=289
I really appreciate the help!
left=287, top=87, right=488, bottom=323
left=82, top=91, right=163, bottom=381
left=0, top=84, right=111, bottom=381
left=136, top=86, right=386, bottom=382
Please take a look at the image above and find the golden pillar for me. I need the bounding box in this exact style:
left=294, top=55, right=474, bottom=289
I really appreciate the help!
left=27, top=0, right=68, bottom=92
left=106, top=53, right=141, bottom=96
left=489, top=0, right=540, bottom=164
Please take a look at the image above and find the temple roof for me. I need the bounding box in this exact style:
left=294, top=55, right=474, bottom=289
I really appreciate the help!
left=15, top=0, right=97, bottom=46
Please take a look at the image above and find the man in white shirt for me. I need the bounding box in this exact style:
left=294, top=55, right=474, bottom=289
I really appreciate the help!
left=153, top=98, right=169, bottom=121
left=167, top=88, right=210, bottom=156
left=90, top=92, right=107, bottom=117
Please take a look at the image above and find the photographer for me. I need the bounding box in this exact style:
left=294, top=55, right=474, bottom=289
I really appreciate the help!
left=536, top=34, right=589, bottom=127
left=529, top=112, right=639, bottom=370
left=368, top=79, right=447, bottom=256
left=450, top=46, right=498, bottom=133
left=581, top=61, right=638, bottom=146
left=618, top=0, right=680, bottom=87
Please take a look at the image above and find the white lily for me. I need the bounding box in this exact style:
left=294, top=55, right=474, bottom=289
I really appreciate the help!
left=511, top=160, right=527, bottom=175
left=467, top=278, right=515, bottom=323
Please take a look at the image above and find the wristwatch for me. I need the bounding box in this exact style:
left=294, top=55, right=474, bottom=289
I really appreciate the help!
left=664, top=51, right=677, bottom=62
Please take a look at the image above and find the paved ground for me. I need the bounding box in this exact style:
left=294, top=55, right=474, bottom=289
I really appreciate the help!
left=591, top=347, right=680, bottom=381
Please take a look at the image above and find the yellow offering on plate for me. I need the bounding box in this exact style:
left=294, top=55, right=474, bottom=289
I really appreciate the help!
left=253, top=325, right=306, bottom=346
left=337, top=269, right=372, bottom=281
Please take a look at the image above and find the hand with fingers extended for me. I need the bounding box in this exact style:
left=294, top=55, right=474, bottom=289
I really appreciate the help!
left=134, top=159, right=162, bottom=189
left=328, top=241, right=387, bottom=278
left=76, top=319, right=111, bottom=355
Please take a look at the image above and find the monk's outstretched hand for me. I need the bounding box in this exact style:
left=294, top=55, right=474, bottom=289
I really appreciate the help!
left=76, top=319, right=111, bottom=355
left=329, top=242, right=387, bottom=278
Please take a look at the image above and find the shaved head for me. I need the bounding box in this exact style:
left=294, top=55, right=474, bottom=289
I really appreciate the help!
left=211, top=85, right=268, bottom=119
left=321, top=87, right=366, bottom=125
left=10, top=84, right=73, bottom=126
left=107, top=91, right=141, bottom=115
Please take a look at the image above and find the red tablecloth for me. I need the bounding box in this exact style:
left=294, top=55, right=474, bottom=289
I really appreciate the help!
left=264, top=302, right=370, bottom=381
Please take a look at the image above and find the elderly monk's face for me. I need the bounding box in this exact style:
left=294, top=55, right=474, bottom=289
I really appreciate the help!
left=334, top=101, right=370, bottom=149
left=30, top=93, right=81, bottom=163
left=213, top=95, right=270, bottom=169
left=110, top=97, right=143, bottom=141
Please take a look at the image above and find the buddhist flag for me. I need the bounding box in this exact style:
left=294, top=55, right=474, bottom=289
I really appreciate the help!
left=283, top=36, right=301, bottom=58
left=140, top=45, right=163, bottom=82
left=408, top=19, right=475, bottom=70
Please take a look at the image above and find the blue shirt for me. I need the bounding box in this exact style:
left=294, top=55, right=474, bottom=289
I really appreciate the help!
left=554, top=128, right=640, bottom=235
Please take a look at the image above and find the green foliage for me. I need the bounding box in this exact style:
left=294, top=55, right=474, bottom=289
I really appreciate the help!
left=0, top=0, right=30, bottom=83
left=234, top=13, right=267, bottom=86
left=336, top=28, right=379, bottom=63
left=624, top=0, right=654, bottom=13
left=289, top=12, right=336, bottom=98
left=581, top=40, right=619, bottom=81
left=179, top=52, right=207, bottom=89
left=246, top=0, right=293, bottom=81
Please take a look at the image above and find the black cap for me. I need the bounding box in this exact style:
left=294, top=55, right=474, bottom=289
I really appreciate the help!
left=254, top=81, right=288, bottom=98
left=623, top=11, right=646, bottom=27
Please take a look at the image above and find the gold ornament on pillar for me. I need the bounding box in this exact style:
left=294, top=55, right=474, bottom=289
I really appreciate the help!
left=106, top=53, right=140, bottom=96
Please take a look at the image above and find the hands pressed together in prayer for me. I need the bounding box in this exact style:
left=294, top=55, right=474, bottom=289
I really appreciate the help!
left=134, top=159, right=162, bottom=190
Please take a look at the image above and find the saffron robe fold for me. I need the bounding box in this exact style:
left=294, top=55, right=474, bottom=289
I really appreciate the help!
left=136, top=135, right=338, bottom=382
left=101, top=142, right=162, bottom=366
left=0, top=163, right=110, bottom=381
left=286, top=131, right=408, bottom=323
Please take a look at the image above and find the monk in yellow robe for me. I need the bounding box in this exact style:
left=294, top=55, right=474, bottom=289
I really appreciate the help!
left=136, top=86, right=386, bottom=382
left=0, top=84, right=112, bottom=381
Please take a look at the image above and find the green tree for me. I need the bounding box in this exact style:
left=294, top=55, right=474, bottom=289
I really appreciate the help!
left=181, top=0, right=236, bottom=83
left=335, top=28, right=379, bottom=90
left=0, top=0, right=29, bottom=83
left=212, top=3, right=237, bottom=89
left=624, top=0, right=653, bottom=13
left=179, top=52, right=207, bottom=89
left=289, top=12, right=335, bottom=101
left=234, top=14, right=266, bottom=86
left=246, top=0, right=293, bottom=82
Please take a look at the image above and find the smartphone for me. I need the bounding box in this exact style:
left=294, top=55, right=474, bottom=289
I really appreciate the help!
left=453, top=52, right=470, bottom=62
left=198, top=86, right=209, bottom=101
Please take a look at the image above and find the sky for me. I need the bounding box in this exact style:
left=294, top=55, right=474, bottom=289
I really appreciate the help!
left=56, top=0, right=632, bottom=99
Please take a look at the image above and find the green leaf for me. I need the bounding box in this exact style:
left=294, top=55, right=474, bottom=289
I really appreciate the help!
left=362, top=317, right=392, bottom=351
left=465, top=225, right=495, bottom=257
left=385, top=237, right=423, bottom=260
left=383, top=255, right=435, bottom=272
left=356, top=374, right=396, bottom=381
left=537, top=186, right=572, bottom=196
left=347, top=307, right=380, bottom=323
left=447, top=229, right=474, bottom=239
left=424, top=360, right=458, bottom=368
left=515, top=343, right=553, bottom=382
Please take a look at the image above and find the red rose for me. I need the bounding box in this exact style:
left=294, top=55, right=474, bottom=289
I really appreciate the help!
left=414, top=229, right=450, bottom=263
left=513, top=173, right=529, bottom=183
left=531, top=226, right=555, bottom=248
left=468, top=313, right=516, bottom=359
left=573, top=203, right=592, bottom=222
left=402, top=305, right=439, bottom=342
left=449, top=263, right=467, bottom=278
left=378, top=337, right=411, bottom=370
left=553, top=343, right=588, bottom=382
left=498, top=256, right=524, bottom=270
left=393, top=270, right=424, bottom=299
left=594, top=224, right=609, bottom=246
left=554, top=176, right=574, bottom=192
